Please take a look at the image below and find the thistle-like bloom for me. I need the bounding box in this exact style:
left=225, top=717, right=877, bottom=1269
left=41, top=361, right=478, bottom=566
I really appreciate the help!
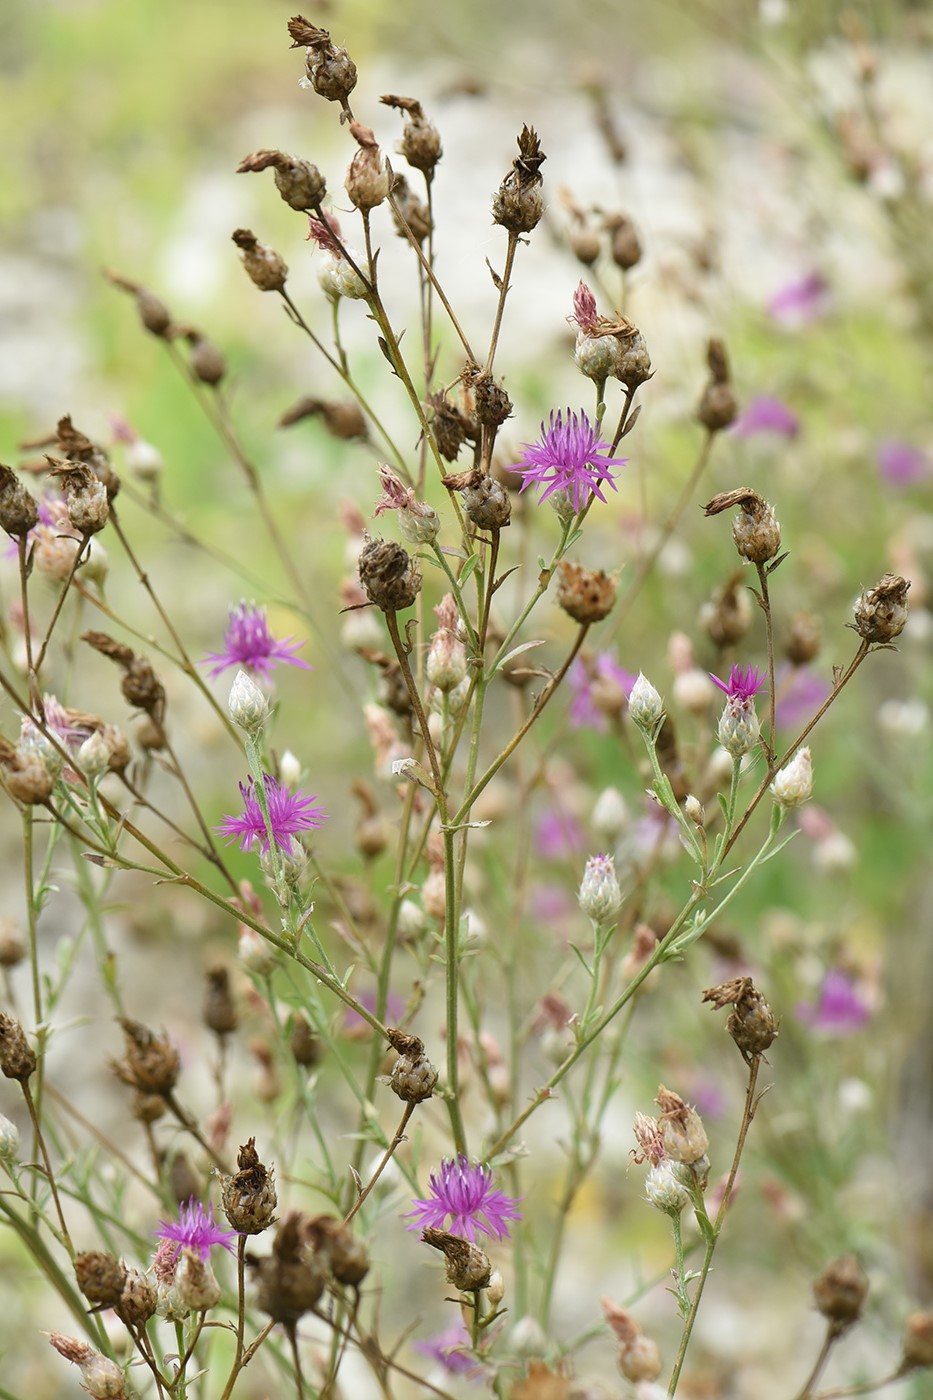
left=156, top=1197, right=238, bottom=1263
left=216, top=774, right=327, bottom=854
left=876, top=440, right=930, bottom=488
left=796, top=969, right=871, bottom=1035
left=510, top=409, right=627, bottom=513
left=710, top=664, right=767, bottom=703
left=768, top=270, right=830, bottom=327
left=567, top=652, right=636, bottom=731
left=405, top=1156, right=522, bottom=1243
left=730, top=395, right=799, bottom=440
left=202, top=602, right=311, bottom=680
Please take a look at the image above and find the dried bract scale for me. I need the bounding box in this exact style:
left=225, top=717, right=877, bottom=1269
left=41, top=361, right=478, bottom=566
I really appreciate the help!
left=251, top=1211, right=327, bottom=1324
left=604, top=212, right=642, bottom=270
left=703, top=488, right=781, bottom=566
left=287, top=17, right=357, bottom=105
left=655, top=1085, right=709, bottom=1165
left=222, top=1137, right=278, bottom=1234
left=389, top=173, right=432, bottom=244
left=385, top=1028, right=438, bottom=1103
left=697, top=338, right=738, bottom=433
left=902, top=1312, right=933, bottom=1370
left=813, top=1254, right=869, bottom=1330
left=306, top=1215, right=370, bottom=1286
left=0, top=1012, right=36, bottom=1082
left=492, top=125, right=546, bottom=235
left=49, top=460, right=109, bottom=535
left=422, top=1227, right=492, bottom=1291
left=852, top=573, right=910, bottom=644
left=702, top=976, right=778, bottom=1060
left=290, top=1011, right=322, bottom=1067
left=346, top=122, right=390, bottom=211
left=0, top=464, right=38, bottom=537
left=381, top=94, right=443, bottom=175
left=784, top=611, right=821, bottom=666
left=231, top=228, right=288, bottom=293
left=556, top=562, right=617, bottom=624
left=117, top=1267, right=158, bottom=1327
left=203, top=966, right=238, bottom=1037
left=279, top=396, right=368, bottom=440
left=236, top=148, right=326, bottom=211
left=358, top=537, right=422, bottom=612
left=113, top=1018, right=180, bottom=1095
left=75, top=1250, right=127, bottom=1309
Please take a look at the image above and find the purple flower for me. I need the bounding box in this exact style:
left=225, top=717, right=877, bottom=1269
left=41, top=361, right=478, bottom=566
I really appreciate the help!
left=156, top=1197, right=238, bottom=1262
left=216, top=773, right=327, bottom=854
left=730, top=395, right=800, bottom=440
left=568, top=652, right=637, bottom=731
left=535, top=807, right=586, bottom=859
left=711, top=664, right=767, bottom=702
left=344, top=988, right=405, bottom=1034
left=201, top=602, right=311, bottom=680
left=510, top=409, right=628, bottom=513
left=768, top=271, right=831, bottom=328
left=415, top=1323, right=486, bottom=1380
left=876, top=440, right=930, bottom=488
left=405, top=1156, right=522, bottom=1242
left=774, top=666, right=831, bottom=731
left=796, top=969, right=871, bottom=1035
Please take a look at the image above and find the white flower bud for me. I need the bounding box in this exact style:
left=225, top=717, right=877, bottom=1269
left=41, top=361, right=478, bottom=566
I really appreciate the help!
left=77, top=730, right=112, bottom=780
left=82, top=537, right=109, bottom=585
left=238, top=927, right=277, bottom=975
left=771, top=747, right=812, bottom=808
left=592, top=787, right=630, bottom=845
left=672, top=667, right=716, bottom=716
left=510, top=1315, right=548, bottom=1358
left=126, top=438, right=164, bottom=481
left=319, top=251, right=368, bottom=301
left=645, top=1160, right=691, bottom=1216
left=486, top=1269, right=506, bottom=1306
left=578, top=853, right=623, bottom=925
left=397, top=898, right=428, bottom=941
left=0, top=1113, right=20, bottom=1159
left=279, top=749, right=302, bottom=787
left=717, top=699, right=761, bottom=757
left=174, top=1249, right=221, bottom=1311
left=628, top=673, right=664, bottom=732
left=228, top=669, right=269, bottom=735
left=684, top=795, right=704, bottom=827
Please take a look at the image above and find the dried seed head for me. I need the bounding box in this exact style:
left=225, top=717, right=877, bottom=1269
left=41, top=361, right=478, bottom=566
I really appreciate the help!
left=570, top=222, right=602, bottom=266
left=251, top=1211, right=327, bottom=1323
left=784, top=611, right=821, bottom=666
left=358, top=537, right=422, bottom=612
left=852, top=573, right=910, bottom=644
left=697, top=339, right=738, bottom=433
left=813, top=1254, right=868, bottom=1329
left=605, top=212, right=642, bottom=270
left=462, top=473, right=512, bottom=530
left=0, top=1012, right=36, bottom=1082
left=55, top=416, right=119, bottom=499
left=50, top=460, right=110, bottom=535
left=204, top=965, right=238, bottom=1037
left=389, top=172, right=432, bottom=244
left=117, top=1267, right=158, bottom=1327
left=113, top=1018, right=180, bottom=1095
left=169, top=1152, right=202, bottom=1206
left=470, top=369, right=513, bottom=428
left=384, top=1028, right=438, bottom=1103
left=279, top=396, right=368, bottom=441
left=346, top=122, right=391, bottom=211
left=655, top=1085, right=709, bottom=1164
left=0, top=464, right=39, bottom=537
left=290, top=1011, right=322, bottom=1067
left=121, top=656, right=166, bottom=718
left=616, top=327, right=652, bottom=390
left=105, top=272, right=173, bottom=338
left=306, top=1214, right=370, bottom=1285
left=75, top=1250, right=127, bottom=1309
left=381, top=94, right=443, bottom=175
left=231, top=228, right=288, bottom=293
left=700, top=573, right=753, bottom=649
left=237, top=148, right=326, bottom=211
left=902, top=1312, right=933, bottom=1370
left=492, top=125, right=546, bottom=234
left=0, top=739, right=54, bottom=805
left=131, top=1091, right=167, bottom=1125
left=0, top=917, right=26, bottom=968
left=556, top=561, right=617, bottom=624
left=703, top=976, right=778, bottom=1060
left=703, top=488, right=781, bottom=565
left=288, top=17, right=358, bottom=104
left=175, top=1248, right=222, bottom=1311
left=222, top=1137, right=278, bottom=1234
left=187, top=334, right=227, bottom=386
left=422, top=1227, right=492, bottom=1291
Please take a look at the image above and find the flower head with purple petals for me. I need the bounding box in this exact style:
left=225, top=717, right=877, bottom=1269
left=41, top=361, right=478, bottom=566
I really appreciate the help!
left=568, top=652, right=637, bottom=732
left=510, top=409, right=627, bottom=513
left=156, top=1197, right=238, bottom=1263
left=876, top=440, right=930, bottom=488
left=415, top=1323, right=486, bottom=1380
left=201, top=602, right=311, bottom=680
left=768, top=271, right=831, bottom=328
left=216, top=773, right=327, bottom=854
left=796, top=969, right=871, bottom=1035
left=730, top=395, right=800, bottom=440
left=405, top=1156, right=522, bottom=1242
left=711, top=664, right=768, bottom=702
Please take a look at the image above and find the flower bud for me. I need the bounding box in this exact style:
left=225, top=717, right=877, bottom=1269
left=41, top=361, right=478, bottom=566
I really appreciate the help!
left=238, top=926, right=277, bottom=976
left=203, top=965, right=237, bottom=1037
left=381, top=94, right=443, bottom=175
left=77, top=729, right=112, bottom=781
left=231, top=228, right=288, bottom=293
left=188, top=334, right=227, bottom=386
left=592, top=787, right=629, bottom=845
left=578, top=853, right=623, bottom=925
left=0, top=1113, right=20, bottom=1160
left=645, top=1160, right=691, bottom=1216
left=0, top=917, right=25, bottom=968
left=251, top=1211, right=327, bottom=1323
left=656, top=1085, right=709, bottom=1164
left=47, top=1334, right=126, bottom=1399
left=717, top=697, right=761, bottom=758
left=853, top=573, right=910, bottom=644
left=813, top=1254, right=868, bottom=1330
left=228, top=670, right=269, bottom=735
left=306, top=1214, right=370, bottom=1286
left=784, top=611, right=821, bottom=666
left=125, top=438, right=163, bottom=482
left=700, top=574, right=753, bottom=648
left=175, top=1248, right=221, bottom=1311
left=771, top=747, right=813, bottom=808
left=902, top=1312, right=933, bottom=1370
left=703, top=976, right=778, bottom=1060
left=619, top=1333, right=662, bottom=1382
left=628, top=673, right=664, bottom=732
left=487, top=1269, right=506, bottom=1306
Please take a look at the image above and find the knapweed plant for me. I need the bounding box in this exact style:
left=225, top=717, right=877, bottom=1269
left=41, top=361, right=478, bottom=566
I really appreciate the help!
left=0, top=14, right=928, bottom=1400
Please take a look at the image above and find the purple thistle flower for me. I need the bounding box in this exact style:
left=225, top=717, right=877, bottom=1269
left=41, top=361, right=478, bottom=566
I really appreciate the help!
left=415, top=1323, right=487, bottom=1381
left=535, top=807, right=586, bottom=859
left=405, top=1156, right=522, bottom=1243
left=710, top=664, right=768, bottom=702
left=156, top=1197, right=238, bottom=1262
left=201, top=602, right=311, bottom=680
left=567, top=652, right=637, bottom=732
left=730, top=395, right=800, bottom=440
left=510, top=409, right=628, bottom=513
left=876, top=440, right=930, bottom=488
left=795, top=969, right=871, bottom=1035
left=216, top=773, right=327, bottom=854
left=774, top=665, right=831, bottom=731
left=768, top=271, right=831, bottom=328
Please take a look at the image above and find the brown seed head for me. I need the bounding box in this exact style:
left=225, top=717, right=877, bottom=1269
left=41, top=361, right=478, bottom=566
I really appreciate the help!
left=75, top=1250, right=127, bottom=1309
left=784, top=611, right=822, bottom=666
left=0, top=1012, right=36, bottom=1082
left=288, top=18, right=357, bottom=104
left=306, top=1214, right=370, bottom=1285
left=55, top=417, right=120, bottom=499
left=131, top=1090, right=167, bottom=1125
left=422, top=1227, right=491, bottom=1291
left=0, top=464, right=39, bottom=537
left=222, top=1137, right=278, bottom=1234
left=358, top=537, right=422, bottom=612
left=697, top=340, right=737, bottom=432
left=703, top=976, right=778, bottom=1060
left=231, top=229, right=288, bottom=293
left=121, top=656, right=166, bottom=719
left=852, top=573, right=910, bottom=644
left=0, top=740, right=55, bottom=805
left=703, top=488, right=781, bottom=565
left=389, top=172, right=432, bottom=244
left=346, top=123, right=390, bottom=211
left=655, top=1085, right=709, bottom=1164
left=117, top=1267, right=158, bottom=1327
left=381, top=94, right=443, bottom=175
left=279, top=396, right=368, bottom=441
left=114, top=1018, right=180, bottom=1095
left=104, top=271, right=173, bottom=337
left=605, top=212, right=642, bottom=270
left=237, top=148, right=327, bottom=211
left=203, top=965, right=238, bottom=1037
left=384, top=1029, right=438, bottom=1103
left=468, top=367, right=513, bottom=428
left=556, top=561, right=617, bottom=624
left=700, top=573, right=753, bottom=648
left=290, top=1011, right=323, bottom=1067
left=49, top=460, right=110, bottom=535
left=187, top=334, right=227, bottom=386
left=0, top=917, right=26, bottom=968
left=428, top=392, right=473, bottom=462
left=813, top=1254, right=868, bottom=1330
left=492, top=125, right=546, bottom=234
left=251, top=1210, right=327, bottom=1323
left=462, top=473, right=512, bottom=530
left=903, top=1311, right=933, bottom=1370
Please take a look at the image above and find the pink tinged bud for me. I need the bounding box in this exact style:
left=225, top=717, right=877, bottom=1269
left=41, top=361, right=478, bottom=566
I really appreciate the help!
left=47, top=1335, right=126, bottom=1399
left=771, top=747, right=813, bottom=808
left=578, top=853, right=623, bottom=925
left=619, top=1333, right=662, bottom=1383
left=601, top=1299, right=639, bottom=1346
left=570, top=281, right=598, bottom=330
